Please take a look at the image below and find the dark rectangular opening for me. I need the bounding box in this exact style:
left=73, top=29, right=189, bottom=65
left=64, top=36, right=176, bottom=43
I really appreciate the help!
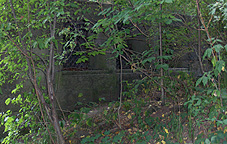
left=62, top=21, right=89, bottom=71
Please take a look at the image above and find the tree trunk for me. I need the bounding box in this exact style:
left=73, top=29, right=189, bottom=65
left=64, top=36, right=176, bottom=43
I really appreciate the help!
left=48, top=77, right=65, bottom=144
left=159, top=1, right=165, bottom=105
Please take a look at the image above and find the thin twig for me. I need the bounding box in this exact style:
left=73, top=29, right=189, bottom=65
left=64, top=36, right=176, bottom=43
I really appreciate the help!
left=159, top=1, right=165, bottom=105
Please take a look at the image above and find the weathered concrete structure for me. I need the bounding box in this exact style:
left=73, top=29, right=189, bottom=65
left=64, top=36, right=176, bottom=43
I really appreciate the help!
left=0, top=0, right=207, bottom=113
left=0, top=0, right=204, bottom=113
left=52, top=1, right=137, bottom=111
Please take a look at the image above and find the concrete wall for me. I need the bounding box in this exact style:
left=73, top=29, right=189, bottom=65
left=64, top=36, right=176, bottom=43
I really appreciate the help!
left=54, top=68, right=143, bottom=111
left=55, top=70, right=119, bottom=111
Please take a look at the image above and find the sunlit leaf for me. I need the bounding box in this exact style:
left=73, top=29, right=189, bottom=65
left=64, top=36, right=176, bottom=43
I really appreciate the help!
left=5, top=98, right=11, bottom=105
left=161, top=140, right=166, bottom=144
left=128, top=114, right=132, bottom=119
left=164, top=127, right=169, bottom=134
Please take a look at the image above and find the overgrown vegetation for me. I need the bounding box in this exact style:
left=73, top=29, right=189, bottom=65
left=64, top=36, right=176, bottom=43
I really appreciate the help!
left=0, top=0, right=227, bottom=143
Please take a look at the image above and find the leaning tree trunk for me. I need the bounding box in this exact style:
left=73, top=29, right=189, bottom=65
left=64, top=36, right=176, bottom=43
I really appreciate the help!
left=8, top=0, right=66, bottom=143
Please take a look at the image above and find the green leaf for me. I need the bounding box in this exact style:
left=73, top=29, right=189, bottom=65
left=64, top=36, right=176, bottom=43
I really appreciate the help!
left=78, top=93, right=83, bottom=97
left=156, top=64, right=169, bottom=71
left=211, top=57, right=217, bottom=67
left=45, top=37, right=54, bottom=47
left=216, top=60, right=225, bottom=72
left=202, top=76, right=208, bottom=86
left=5, top=98, right=11, bottom=105
left=213, top=44, right=223, bottom=53
left=113, top=133, right=124, bottom=143
left=12, top=88, right=17, bottom=94
left=158, top=55, right=172, bottom=60
left=211, top=135, right=218, bottom=143
left=205, top=138, right=211, bottom=144
left=165, top=19, right=172, bottom=24
left=196, top=77, right=203, bottom=86
left=32, top=41, right=38, bottom=48
left=142, top=57, right=156, bottom=65
left=224, top=44, right=227, bottom=51
left=159, top=0, right=165, bottom=4
left=203, top=48, right=212, bottom=59
left=53, top=38, right=58, bottom=49
left=223, top=119, right=227, bottom=125
left=172, top=18, right=182, bottom=22
left=86, top=119, right=92, bottom=127
left=216, top=90, right=221, bottom=97
left=214, top=69, right=219, bottom=77
left=165, top=0, right=173, bottom=3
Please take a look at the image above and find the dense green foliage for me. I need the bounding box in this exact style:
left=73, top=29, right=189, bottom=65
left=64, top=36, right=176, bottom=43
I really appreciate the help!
left=0, top=0, right=227, bottom=143
left=0, top=0, right=68, bottom=143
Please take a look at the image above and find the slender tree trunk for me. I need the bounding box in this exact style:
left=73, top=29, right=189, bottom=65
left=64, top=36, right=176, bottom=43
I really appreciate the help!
left=47, top=8, right=65, bottom=142
left=47, top=71, right=65, bottom=144
left=197, top=0, right=204, bottom=74
left=159, top=2, right=165, bottom=105
left=50, top=84, right=65, bottom=144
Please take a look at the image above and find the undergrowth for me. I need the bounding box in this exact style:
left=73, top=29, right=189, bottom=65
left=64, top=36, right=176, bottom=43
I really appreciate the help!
left=63, top=72, right=227, bottom=144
